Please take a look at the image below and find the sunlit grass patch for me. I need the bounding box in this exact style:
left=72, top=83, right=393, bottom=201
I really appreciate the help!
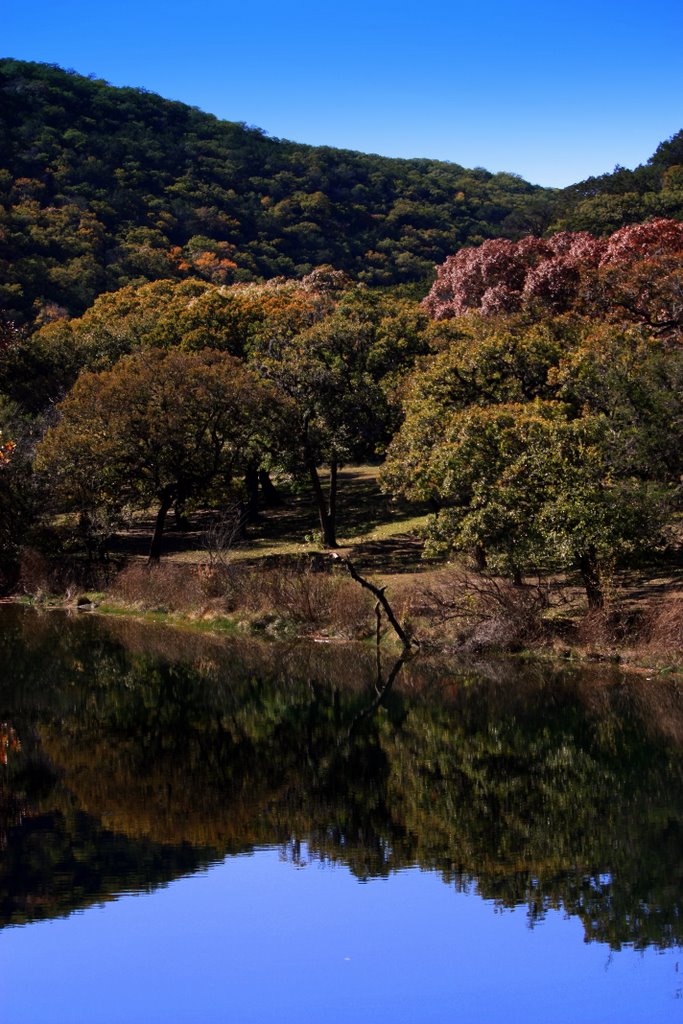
left=340, top=513, right=430, bottom=544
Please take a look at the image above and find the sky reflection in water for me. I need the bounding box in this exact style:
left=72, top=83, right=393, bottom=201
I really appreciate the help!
left=2, top=849, right=680, bottom=1024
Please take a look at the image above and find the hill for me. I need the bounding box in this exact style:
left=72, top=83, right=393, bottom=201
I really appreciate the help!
left=0, top=58, right=551, bottom=326
left=552, top=130, right=683, bottom=234
left=1, top=59, right=681, bottom=331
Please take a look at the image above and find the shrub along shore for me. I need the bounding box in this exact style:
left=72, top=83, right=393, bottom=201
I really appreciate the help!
left=10, top=544, right=682, bottom=674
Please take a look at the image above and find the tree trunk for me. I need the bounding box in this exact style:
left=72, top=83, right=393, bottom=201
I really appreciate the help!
left=148, top=493, right=173, bottom=563
left=473, top=544, right=487, bottom=572
left=305, top=447, right=337, bottom=548
left=258, top=469, right=283, bottom=507
left=333, top=554, right=418, bottom=650
left=328, top=459, right=338, bottom=535
left=577, top=546, right=604, bottom=609
left=244, top=461, right=260, bottom=523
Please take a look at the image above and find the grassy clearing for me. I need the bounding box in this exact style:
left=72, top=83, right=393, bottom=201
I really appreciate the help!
left=109, top=464, right=433, bottom=574
left=95, top=602, right=241, bottom=635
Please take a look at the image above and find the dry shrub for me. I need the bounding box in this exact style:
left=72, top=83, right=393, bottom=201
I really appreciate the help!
left=14, top=547, right=117, bottom=598
left=0, top=563, right=18, bottom=594
left=575, top=609, right=632, bottom=648
left=320, top=579, right=375, bottom=638
left=112, top=562, right=207, bottom=612
left=238, top=564, right=373, bottom=638
left=17, top=548, right=53, bottom=595
left=402, top=567, right=552, bottom=651
left=110, top=559, right=374, bottom=638
left=194, top=561, right=256, bottom=610
left=643, top=601, right=683, bottom=653
left=575, top=601, right=682, bottom=658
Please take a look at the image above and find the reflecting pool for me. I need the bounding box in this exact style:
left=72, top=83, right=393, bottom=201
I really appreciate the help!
left=1, top=606, right=682, bottom=1022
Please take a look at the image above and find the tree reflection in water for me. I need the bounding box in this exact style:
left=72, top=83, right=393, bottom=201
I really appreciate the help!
left=0, top=604, right=682, bottom=951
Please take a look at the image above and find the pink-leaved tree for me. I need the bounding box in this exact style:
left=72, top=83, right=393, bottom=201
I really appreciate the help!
left=424, top=219, right=683, bottom=336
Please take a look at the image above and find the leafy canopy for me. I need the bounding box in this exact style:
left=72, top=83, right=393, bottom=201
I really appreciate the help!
left=35, top=348, right=285, bottom=557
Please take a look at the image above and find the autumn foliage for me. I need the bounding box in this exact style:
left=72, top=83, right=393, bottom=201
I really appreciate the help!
left=0, top=438, right=15, bottom=466
left=424, top=219, right=683, bottom=338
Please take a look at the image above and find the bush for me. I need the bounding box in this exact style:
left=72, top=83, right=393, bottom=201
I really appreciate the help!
left=111, top=562, right=208, bottom=612
left=15, top=547, right=116, bottom=598
left=574, top=601, right=682, bottom=658
left=110, top=559, right=374, bottom=638
left=644, top=602, right=683, bottom=653
left=400, top=567, right=553, bottom=652
left=236, top=563, right=373, bottom=638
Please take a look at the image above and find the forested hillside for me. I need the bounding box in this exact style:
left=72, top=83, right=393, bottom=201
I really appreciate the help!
left=2, top=59, right=681, bottom=331
left=0, top=58, right=550, bottom=326
left=553, top=130, right=683, bottom=234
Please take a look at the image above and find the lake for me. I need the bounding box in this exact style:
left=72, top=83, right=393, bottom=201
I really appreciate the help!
left=1, top=605, right=682, bottom=1023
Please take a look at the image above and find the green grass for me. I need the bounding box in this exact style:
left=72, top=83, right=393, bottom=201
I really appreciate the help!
left=96, top=601, right=240, bottom=635
left=113, top=464, right=433, bottom=575
left=340, top=512, right=430, bottom=544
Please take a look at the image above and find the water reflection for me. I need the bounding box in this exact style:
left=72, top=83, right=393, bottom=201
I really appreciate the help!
left=1, top=605, right=682, bottom=950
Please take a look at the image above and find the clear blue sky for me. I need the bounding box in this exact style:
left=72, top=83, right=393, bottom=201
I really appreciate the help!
left=5, top=0, right=683, bottom=187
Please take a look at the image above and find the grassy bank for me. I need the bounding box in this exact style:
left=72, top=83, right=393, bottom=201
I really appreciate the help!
left=15, top=554, right=682, bottom=675
left=9, top=465, right=682, bottom=671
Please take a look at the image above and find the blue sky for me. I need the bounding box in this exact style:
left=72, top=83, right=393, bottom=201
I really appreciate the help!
left=5, top=0, right=683, bottom=187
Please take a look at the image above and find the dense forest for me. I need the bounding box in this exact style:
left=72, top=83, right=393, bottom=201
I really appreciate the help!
left=0, top=58, right=681, bottom=627
left=1, top=58, right=682, bottom=329
left=0, top=58, right=547, bottom=326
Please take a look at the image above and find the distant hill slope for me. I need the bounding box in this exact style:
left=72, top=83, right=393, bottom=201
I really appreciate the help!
left=0, top=59, right=550, bottom=324
left=552, top=130, right=683, bottom=234
left=0, top=59, right=680, bottom=328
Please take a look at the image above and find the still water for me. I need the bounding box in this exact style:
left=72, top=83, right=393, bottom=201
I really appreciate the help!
left=1, top=606, right=682, bottom=1023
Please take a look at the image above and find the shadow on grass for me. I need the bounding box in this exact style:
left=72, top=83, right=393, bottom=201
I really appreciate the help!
left=107, top=465, right=433, bottom=573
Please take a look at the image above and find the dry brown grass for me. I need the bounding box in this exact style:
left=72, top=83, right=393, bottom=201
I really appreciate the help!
left=239, top=565, right=373, bottom=637
left=16, top=547, right=115, bottom=598
left=16, top=548, right=53, bottom=596
left=643, top=601, right=683, bottom=653
left=574, top=608, right=640, bottom=649
left=107, top=558, right=681, bottom=661
left=109, top=559, right=374, bottom=639
left=111, top=562, right=209, bottom=613
left=391, top=566, right=557, bottom=652
left=575, top=600, right=681, bottom=648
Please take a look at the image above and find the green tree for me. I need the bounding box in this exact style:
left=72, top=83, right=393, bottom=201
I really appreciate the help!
left=382, top=321, right=680, bottom=606
left=250, top=293, right=424, bottom=547
left=35, top=348, right=283, bottom=561
left=0, top=59, right=553, bottom=328
left=250, top=324, right=373, bottom=547
left=20, top=276, right=332, bottom=412
left=0, top=397, right=38, bottom=584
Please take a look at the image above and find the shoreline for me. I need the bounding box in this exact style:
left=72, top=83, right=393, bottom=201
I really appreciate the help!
left=7, top=588, right=681, bottom=678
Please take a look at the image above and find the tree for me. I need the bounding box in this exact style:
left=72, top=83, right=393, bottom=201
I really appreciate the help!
left=386, top=401, right=665, bottom=606
left=24, top=276, right=333, bottom=412
left=382, top=321, right=681, bottom=606
left=1, top=59, right=553, bottom=329
left=250, top=318, right=378, bottom=547
left=549, top=322, right=683, bottom=481
left=0, top=397, right=38, bottom=584
left=248, top=291, right=424, bottom=547
left=35, top=349, right=283, bottom=561
left=424, top=220, right=683, bottom=335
